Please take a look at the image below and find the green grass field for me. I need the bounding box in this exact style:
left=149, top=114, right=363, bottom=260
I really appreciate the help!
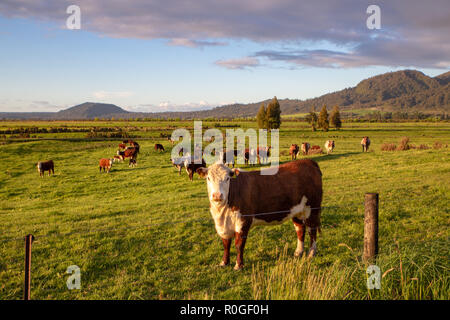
left=0, top=121, right=449, bottom=300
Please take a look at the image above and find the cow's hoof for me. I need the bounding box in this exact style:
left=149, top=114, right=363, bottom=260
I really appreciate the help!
left=307, top=249, right=316, bottom=259
left=219, top=261, right=229, bottom=267
left=294, top=250, right=304, bottom=258
left=234, top=263, right=244, bottom=270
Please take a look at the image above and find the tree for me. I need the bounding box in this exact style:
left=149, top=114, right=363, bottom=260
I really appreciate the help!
left=330, top=106, right=342, bottom=129
left=318, top=105, right=329, bottom=131
left=256, top=104, right=267, bottom=129
left=266, top=96, right=282, bottom=129
left=305, top=107, right=318, bottom=131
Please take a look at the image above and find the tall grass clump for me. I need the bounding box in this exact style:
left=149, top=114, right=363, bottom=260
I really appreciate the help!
left=251, top=242, right=449, bottom=300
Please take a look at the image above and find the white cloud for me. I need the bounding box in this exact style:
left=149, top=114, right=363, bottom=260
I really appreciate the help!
left=215, top=57, right=260, bottom=70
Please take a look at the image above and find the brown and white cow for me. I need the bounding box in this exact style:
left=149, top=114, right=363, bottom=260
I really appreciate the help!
left=197, top=160, right=323, bottom=270
left=36, top=160, right=54, bottom=177
left=99, top=158, right=113, bottom=173
left=117, top=147, right=138, bottom=167
left=301, top=143, right=310, bottom=155
left=361, top=136, right=371, bottom=152
left=324, top=140, right=335, bottom=154
left=184, top=156, right=206, bottom=181
left=289, top=144, right=300, bottom=160
left=257, top=146, right=271, bottom=164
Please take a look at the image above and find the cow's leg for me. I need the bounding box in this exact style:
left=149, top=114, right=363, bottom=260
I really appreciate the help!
left=234, top=230, right=249, bottom=270
left=307, top=227, right=318, bottom=258
left=292, top=218, right=305, bottom=257
left=220, top=238, right=232, bottom=266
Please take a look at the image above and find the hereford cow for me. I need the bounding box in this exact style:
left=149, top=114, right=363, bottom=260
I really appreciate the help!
left=117, top=147, right=138, bottom=167
left=197, top=160, right=322, bottom=270
left=289, top=144, right=300, bottom=160
left=36, top=160, right=54, bottom=177
left=155, top=143, right=165, bottom=152
left=244, top=148, right=257, bottom=165
left=219, top=150, right=236, bottom=168
left=301, top=143, right=310, bottom=156
left=257, top=146, right=271, bottom=164
left=184, top=156, right=206, bottom=181
left=324, top=140, right=335, bottom=154
left=361, top=136, right=371, bottom=152
left=99, top=158, right=113, bottom=173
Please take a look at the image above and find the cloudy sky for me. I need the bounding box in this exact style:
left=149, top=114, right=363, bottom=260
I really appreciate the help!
left=0, top=0, right=449, bottom=112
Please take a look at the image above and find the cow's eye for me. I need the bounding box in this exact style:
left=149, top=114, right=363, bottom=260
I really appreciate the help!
left=207, top=177, right=210, bottom=181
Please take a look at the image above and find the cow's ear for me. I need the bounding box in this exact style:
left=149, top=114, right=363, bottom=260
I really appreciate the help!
left=196, top=167, right=208, bottom=178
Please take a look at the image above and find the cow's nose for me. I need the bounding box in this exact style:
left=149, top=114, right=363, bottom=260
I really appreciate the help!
left=212, top=192, right=223, bottom=201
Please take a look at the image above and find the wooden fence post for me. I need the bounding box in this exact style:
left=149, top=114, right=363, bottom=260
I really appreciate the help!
left=24, top=234, right=34, bottom=300
left=363, top=193, right=379, bottom=263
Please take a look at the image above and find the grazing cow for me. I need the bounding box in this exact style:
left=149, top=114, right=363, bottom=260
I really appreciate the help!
left=171, top=156, right=187, bottom=175
left=289, top=144, right=300, bottom=160
left=244, top=148, right=257, bottom=165
left=155, top=143, right=165, bottom=152
left=117, top=147, right=138, bottom=167
left=36, top=160, right=54, bottom=177
left=131, top=141, right=140, bottom=153
left=99, top=158, right=113, bottom=173
left=220, top=150, right=236, bottom=168
left=197, top=160, right=323, bottom=269
left=113, top=155, right=123, bottom=163
left=184, top=156, right=206, bottom=181
left=361, top=136, right=371, bottom=152
left=301, top=143, right=310, bottom=156
left=324, top=140, right=335, bottom=154
left=257, top=146, right=271, bottom=164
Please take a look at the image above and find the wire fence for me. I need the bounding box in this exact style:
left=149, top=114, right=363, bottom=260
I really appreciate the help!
left=0, top=201, right=371, bottom=299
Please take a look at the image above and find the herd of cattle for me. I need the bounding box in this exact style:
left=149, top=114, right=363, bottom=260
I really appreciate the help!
left=35, top=136, right=372, bottom=177
left=33, top=135, right=373, bottom=269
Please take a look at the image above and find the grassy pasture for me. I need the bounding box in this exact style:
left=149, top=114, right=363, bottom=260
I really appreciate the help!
left=0, top=121, right=449, bottom=300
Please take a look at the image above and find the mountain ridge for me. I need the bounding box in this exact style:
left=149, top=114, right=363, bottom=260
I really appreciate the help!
left=1, top=69, right=448, bottom=120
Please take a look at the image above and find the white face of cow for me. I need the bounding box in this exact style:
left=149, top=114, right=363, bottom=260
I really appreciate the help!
left=198, top=163, right=238, bottom=206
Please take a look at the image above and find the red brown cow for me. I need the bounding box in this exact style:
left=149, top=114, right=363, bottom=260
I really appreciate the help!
left=155, top=143, right=165, bottom=152
left=361, top=136, right=371, bottom=152
left=197, top=160, right=323, bottom=270
left=301, top=143, right=310, bottom=155
left=289, top=144, right=299, bottom=160
left=36, top=160, right=54, bottom=177
left=99, top=158, right=113, bottom=173
left=117, top=147, right=138, bottom=167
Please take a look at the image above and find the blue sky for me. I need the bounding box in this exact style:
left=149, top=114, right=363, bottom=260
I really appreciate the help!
left=0, top=1, right=448, bottom=112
